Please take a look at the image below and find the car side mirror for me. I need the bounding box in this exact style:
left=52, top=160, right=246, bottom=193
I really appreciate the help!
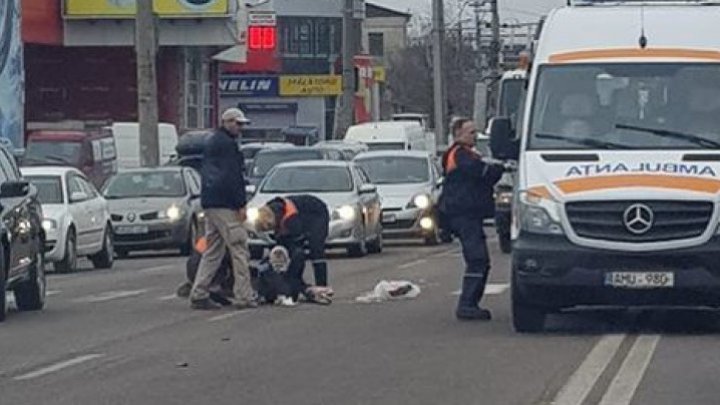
left=489, top=117, right=520, bottom=161
left=245, top=184, right=257, bottom=195
left=359, top=184, right=377, bottom=194
left=70, top=191, right=89, bottom=203
left=0, top=180, right=29, bottom=198
left=436, top=177, right=444, bottom=188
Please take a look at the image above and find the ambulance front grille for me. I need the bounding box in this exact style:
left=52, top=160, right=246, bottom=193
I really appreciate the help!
left=566, top=200, right=713, bottom=243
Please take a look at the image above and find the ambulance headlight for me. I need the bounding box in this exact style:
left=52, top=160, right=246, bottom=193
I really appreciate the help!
left=518, top=189, right=564, bottom=235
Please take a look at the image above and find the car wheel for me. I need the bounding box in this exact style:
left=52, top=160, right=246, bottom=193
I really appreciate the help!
left=15, top=246, right=46, bottom=311
left=511, top=273, right=547, bottom=333
left=180, top=219, right=198, bottom=256
left=90, top=227, right=114, bottom=269
left=54, top=229, right=77, bottom=273
left=0, top=244, right=6, bottom=322
left=424, top=224, right=441, bottom=246
left=367, top=228, right=383, bottom=254
left=347, top=224, right=368, bottom=258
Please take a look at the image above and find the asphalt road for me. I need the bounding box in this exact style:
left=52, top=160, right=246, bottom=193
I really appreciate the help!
left=1, top=233, right=719, bottom=405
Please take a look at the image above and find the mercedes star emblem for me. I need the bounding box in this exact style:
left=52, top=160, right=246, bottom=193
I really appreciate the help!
left=127, top=213, right=136, bottom=223
left=623, top=203, right=654, bottom=235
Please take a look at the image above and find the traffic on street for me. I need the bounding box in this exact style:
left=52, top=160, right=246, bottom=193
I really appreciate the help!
left=5, top=0, right=720, bottom=403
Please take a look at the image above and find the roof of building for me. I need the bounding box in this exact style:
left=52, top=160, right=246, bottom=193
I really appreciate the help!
left=366, top=2, right=412, bottom=19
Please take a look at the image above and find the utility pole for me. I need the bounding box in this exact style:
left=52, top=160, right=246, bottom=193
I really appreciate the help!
left=135, top=0, right=159, bottom=167
left=336, top=0, right=356, bottom=140
left=488, top=0, right=501, bottom=117
left=473, top=1, right=483, bottom=70
left=432, top=0, right=446, bottom=147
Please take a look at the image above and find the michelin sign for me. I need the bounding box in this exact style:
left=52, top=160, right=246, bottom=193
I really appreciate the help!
left=65, top=0, right=230, bottom=18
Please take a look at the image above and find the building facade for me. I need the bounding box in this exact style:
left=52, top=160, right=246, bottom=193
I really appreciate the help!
left=23, top=0, right=243, bottom=140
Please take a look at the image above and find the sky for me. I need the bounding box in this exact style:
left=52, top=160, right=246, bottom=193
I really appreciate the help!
left=371, top=0, right=566, bottom=23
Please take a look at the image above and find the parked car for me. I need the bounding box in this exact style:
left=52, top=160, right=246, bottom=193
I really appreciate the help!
left=103, top=167, right=203, bottom=257
left=0, top=146, right=46, bottom=322
left=313, top=140, right=369, bottom=160
left=245, top=161, right=383, bottom=258
left=23, top=128, right=118, bottom=189
left=246, top=147, right=345, bottom=190
left=22, top=166, right=114, bottom=273
left=354, top=151, right=444, bottom=245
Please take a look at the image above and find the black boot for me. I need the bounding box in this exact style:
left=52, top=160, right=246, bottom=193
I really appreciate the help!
left=456, top=274, right=491, bottom=321
left=312, top=261, right=328, bottom=287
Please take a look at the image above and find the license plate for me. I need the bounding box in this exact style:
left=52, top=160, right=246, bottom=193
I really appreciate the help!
left=605, top=272, right=674, bottom=289
left=382, top=213, right=397, bottom=223
left=115, top=225, right=149, bottom=235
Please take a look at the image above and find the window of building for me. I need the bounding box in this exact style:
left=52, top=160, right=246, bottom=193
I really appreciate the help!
left=184, top=49, right=214, bottom=129
left=369, top=33, right=385, bottom=57
left=280, top=17, right=342, bottom=59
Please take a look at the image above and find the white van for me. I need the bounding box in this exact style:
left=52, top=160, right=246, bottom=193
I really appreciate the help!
left=110, top=122, right=179, bottom=168
left=489, top=1, right=720, bottom=332
left=345, top=121, right=427, bottom=153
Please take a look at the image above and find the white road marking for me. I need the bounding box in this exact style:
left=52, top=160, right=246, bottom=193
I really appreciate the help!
left=73, top=289, right=148, bottom=303
left=140, top=264, right=177, bottom=274
left=158, top=294, right=178, bottom=301
left=208, top=311, right=251, bottom=322
left=46, top=290, right=61, bottom=296
left=398, top=259, right=427, bottom=269
left=429, top=249, right=460, bottom=258
left=599, top=335, right=661, bottom=405
left=552, top=334, right=626, bottom=405
left=450, top=283, right=509, bottom=296
left=14, top=354, right=105, bottom=381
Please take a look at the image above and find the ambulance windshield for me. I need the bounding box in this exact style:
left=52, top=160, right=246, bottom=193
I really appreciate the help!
left=528, top=63, right=720, bottom=150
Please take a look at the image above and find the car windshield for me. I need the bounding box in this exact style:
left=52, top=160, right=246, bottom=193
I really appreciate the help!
left=261, top=166, right=353, bottom=193
left=25, top=141, right=81, bottom=165
left=528, top=63, right=720, bottom=150
left=103, top=171, right=186, bottom=199
left=366, top=142, right=405, bottom=151
left=26, top=176, right=63, bottom=204
left=252, top=150, right=324, bottom=177
left=355, top=156, right=429, bottom=184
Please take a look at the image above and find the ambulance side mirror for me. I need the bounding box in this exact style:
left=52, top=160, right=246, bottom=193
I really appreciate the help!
left=489, top=117, right=519, bottom=161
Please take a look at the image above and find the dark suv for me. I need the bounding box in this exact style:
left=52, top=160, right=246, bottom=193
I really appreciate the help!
left=0, top=145, right=46, bottom=322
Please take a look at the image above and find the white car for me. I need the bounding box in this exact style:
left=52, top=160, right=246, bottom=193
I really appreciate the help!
left=21, top=167, right=114, bottom=273
left=354, top=151, right=445, bottom=245
left=245, top=160, right=383, bottom=258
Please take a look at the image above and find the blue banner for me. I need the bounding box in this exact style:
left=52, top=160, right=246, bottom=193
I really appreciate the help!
left=219, top=75, right=279, bottom=97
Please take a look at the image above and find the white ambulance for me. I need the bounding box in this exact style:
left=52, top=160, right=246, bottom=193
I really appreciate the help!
left=489, top=0, right=720, bottom=332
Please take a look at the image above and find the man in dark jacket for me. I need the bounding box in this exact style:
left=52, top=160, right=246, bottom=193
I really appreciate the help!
left=255, top=195, right=333, bottom=304
left=440, top=117, right=505, bottom=321
left=190, top=108, right=257, bottom=310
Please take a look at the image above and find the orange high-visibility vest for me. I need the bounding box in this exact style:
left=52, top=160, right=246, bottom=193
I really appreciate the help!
left=279, top=198, right=299, bottom=233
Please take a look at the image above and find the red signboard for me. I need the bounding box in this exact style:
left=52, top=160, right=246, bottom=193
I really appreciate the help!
left=22, top=0, right=63, bottom=45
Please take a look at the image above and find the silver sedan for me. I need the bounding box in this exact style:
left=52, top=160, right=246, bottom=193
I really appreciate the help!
left=245, top=160, right=383, bottom=258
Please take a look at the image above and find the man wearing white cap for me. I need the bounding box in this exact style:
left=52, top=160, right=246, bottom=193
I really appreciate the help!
left=190, top=107, right=258, bottom=310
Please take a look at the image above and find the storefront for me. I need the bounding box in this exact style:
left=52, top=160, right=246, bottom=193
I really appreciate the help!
left=219, top=74, right=341, bottom=141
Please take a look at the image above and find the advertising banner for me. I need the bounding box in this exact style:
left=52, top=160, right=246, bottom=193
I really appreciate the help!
left=65, top=0, right=229, bottom=18
left=279, top=75, right=342, bottom=97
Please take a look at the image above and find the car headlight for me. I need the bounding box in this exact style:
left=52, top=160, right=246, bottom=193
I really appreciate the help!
left=408, top=194, right=431, bottom=210
left=159, top=205, right=183, bottom=221
left=247, top=207, right=260, bottom=223
left=496, top=191, right=513, bottom=205
left=42, top=219, right=57, bottom=231
left=518, top=188, right=564, bottom=235
left=334, top=205, right=356, bottom=221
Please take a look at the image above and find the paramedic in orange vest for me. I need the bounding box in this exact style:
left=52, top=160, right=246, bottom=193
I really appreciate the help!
left=440, top=117, right=505, bottom=320
left=256, top=195, right=330, bottom=301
